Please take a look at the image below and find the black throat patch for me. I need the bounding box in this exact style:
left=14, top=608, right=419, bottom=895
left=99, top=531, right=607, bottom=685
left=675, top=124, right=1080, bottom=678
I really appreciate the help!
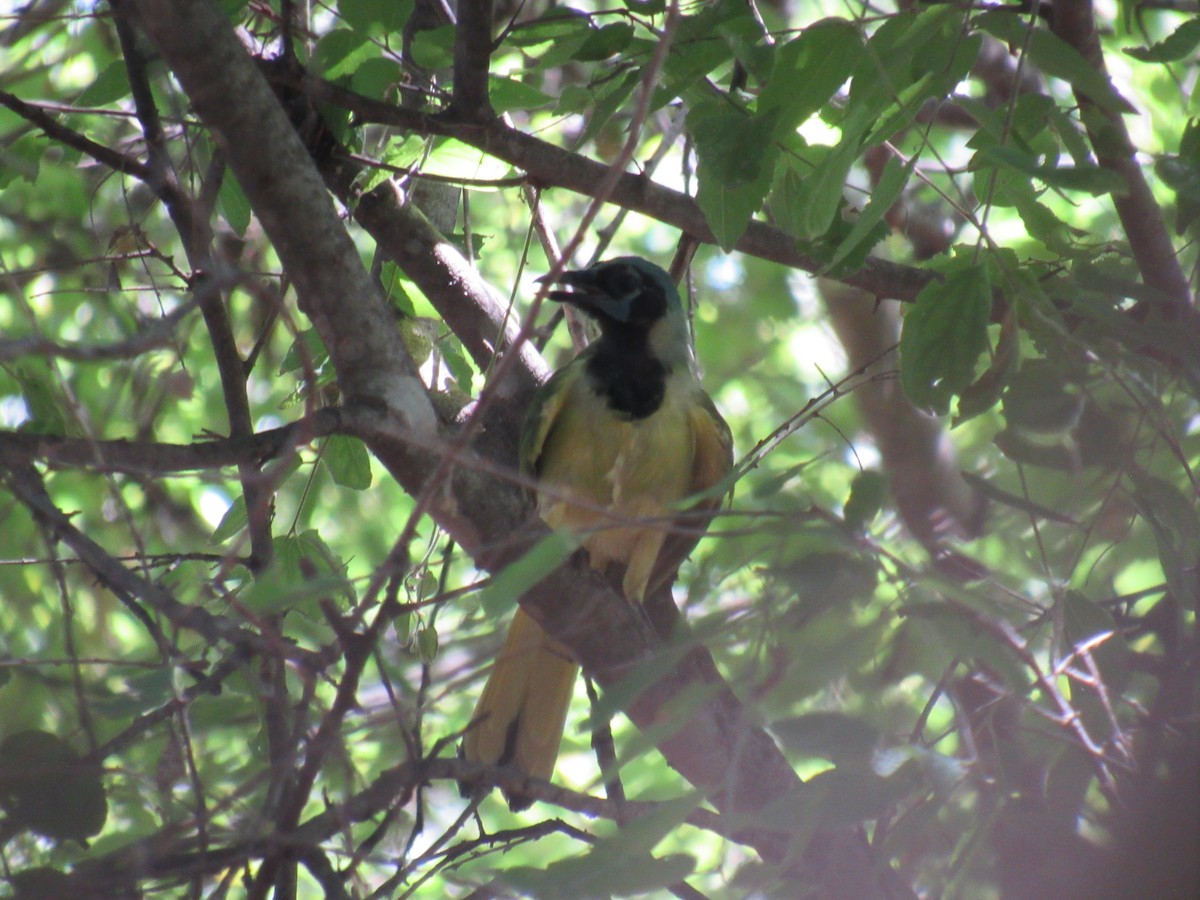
left=585, top=328, right=668, bottom=420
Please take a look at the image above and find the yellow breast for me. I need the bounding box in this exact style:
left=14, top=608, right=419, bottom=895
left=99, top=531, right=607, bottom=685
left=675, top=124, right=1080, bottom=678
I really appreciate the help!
left=535, top=373, right=700, bottom=600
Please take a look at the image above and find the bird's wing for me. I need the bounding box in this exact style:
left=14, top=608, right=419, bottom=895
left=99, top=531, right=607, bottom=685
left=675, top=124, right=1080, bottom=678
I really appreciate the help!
left=519, top=362, right=582, bottom=478
left=643, top=389, right=735, bottom=624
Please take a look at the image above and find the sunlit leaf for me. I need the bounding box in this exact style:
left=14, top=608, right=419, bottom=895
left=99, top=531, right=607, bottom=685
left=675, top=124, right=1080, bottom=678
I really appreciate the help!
left=759, top=19, right=862, bottom=138
left=1124, top=17, right=1200, bottom=63
left=76, top=61, right=131, bottom=108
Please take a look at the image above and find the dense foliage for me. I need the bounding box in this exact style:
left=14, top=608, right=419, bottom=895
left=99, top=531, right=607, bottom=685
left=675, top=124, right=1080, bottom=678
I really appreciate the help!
left=1, top=1, right=1197, bottom=897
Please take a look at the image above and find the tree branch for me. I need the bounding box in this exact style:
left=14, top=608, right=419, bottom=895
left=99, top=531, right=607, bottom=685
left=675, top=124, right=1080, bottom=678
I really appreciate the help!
left=449, top=0, right=494, bottom=121
left=127, top=0, right=437, bottom=442
left=0, top=89, right=154, bottom=180
left=0, top=408, right=342, bottom=474
left=0, top=300, right=196, bottom=364
left=0, top=451, right=327, bottom=670
left=1049, top=0, right=1192, bottom=313
left=303, top=76, right=936, bottom=303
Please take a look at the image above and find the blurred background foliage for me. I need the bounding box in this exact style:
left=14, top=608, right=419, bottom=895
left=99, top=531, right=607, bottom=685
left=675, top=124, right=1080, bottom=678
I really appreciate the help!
left=0, top=0, right=1198, bottom=897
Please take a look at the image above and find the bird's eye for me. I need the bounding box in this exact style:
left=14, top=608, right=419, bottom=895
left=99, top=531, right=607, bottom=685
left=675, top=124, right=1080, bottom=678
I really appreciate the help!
left=602, top=266, right=642, bottom=299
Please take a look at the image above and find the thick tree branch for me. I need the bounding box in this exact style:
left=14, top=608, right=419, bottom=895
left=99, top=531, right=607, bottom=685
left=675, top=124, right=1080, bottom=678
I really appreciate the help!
left=128, top=0, right=436, bottom=441
left=306, top=133, right=548, bottom=396
left=1049, top=1, right=1192, bottom=312
left=450, top=0, right=494, bottom=121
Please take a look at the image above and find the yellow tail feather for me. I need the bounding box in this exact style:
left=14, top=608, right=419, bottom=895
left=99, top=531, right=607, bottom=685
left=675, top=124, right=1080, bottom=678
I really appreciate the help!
left=462, top=609, right=578, bottom=807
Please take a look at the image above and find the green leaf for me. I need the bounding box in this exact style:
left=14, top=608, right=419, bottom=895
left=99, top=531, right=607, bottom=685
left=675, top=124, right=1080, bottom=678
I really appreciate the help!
left=380, top=262, right=418, bottom=316
left=408, top=23, right=455, bottom=69
left=501, top=799, right=699, bottom=897
left=415, top=625, right=439, bottom=663
left=323, top=434, right=372, bottom=490
left=508, top=9, right=591, bottom=47
left=577, top=70, right=640, bottom=146
left=845, top=5, right=961, bottom=132
left=695, top=172, right=768, bottom=252
left=76, top=61, right=131, bottom=108
left=759, top=19, right=862, bottom=138
left=899, top=266, right=992, bottom=414
left=279, top=329, right=329, bottom=375
left=339, top=0, right=412, bottom=36
left=1158, top=120, right=1200, bottom=234
left=351, top=57, right=405, bottom=100
left=772, top=712, right=882, bottom=765
left=1129, top=470, right=1200, bottom=610
left=88, top=667, right=177, bottom=719
left=1157, top=156, right=1200, bottom=202
left=504, top=853, right=694, bottom=898
left=689, top=102, right=777, bottom=187
left=0, top=134, right=44, bottom=188
left=1124, top=17, right=1200, bottom=63
left=905, top=602, right=1026, bottom=687
left=689, top=101, right=778, bottom=249
left=977, top=145, right=1127, bottom=196
left=843, top=470, right=888, bottom=532
left=1063, top=591, right=1130, bottom=690
left=0, top=731, right=107, bottom=843
left=770, top=154, right=810, bottom=238
left=773, top=550, right=879, bottom=616
left=773, top=606, right=889, bottom=697
left=488, top=76, right=554, bottom=112
left=477, top=531, right=578, bottom=618
left=574, top=22, right=634, bottom=61
left=956, top=307, right=1019, bottom=423
left=975, top=12, right=1134, bottom=114
left=243, top=531, right=355, bottom=613
left=312, top=28, right=375, bottom=79
left=1002, top=360, right=1084, bottom=436
left=218, top=173, right=252, bottom=237
left=806, top=763, right=923, bottom=827
left=439, top=333, right=476, bottom=391
left=655, top=3, right=746, bottom=106
left=825, top=153, right=917, bottom=271
left=211, top=496, right=248, bottom=544
left=798, top=138, right=859, bottom=239
left=11, top=360, right=67, bottom=436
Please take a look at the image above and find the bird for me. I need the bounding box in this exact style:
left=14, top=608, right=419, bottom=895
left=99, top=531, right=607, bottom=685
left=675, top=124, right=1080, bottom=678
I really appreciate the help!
left=461, top=256, right=734, bottom=810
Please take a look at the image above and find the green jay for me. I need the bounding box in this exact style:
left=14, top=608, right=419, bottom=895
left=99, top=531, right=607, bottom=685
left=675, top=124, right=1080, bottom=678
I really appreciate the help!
left=462, top=257, right=734, bottom=809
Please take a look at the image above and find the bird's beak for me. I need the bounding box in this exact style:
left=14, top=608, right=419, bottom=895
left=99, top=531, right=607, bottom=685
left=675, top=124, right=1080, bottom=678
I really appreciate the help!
left=537, top=267, right=632, bottom=322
